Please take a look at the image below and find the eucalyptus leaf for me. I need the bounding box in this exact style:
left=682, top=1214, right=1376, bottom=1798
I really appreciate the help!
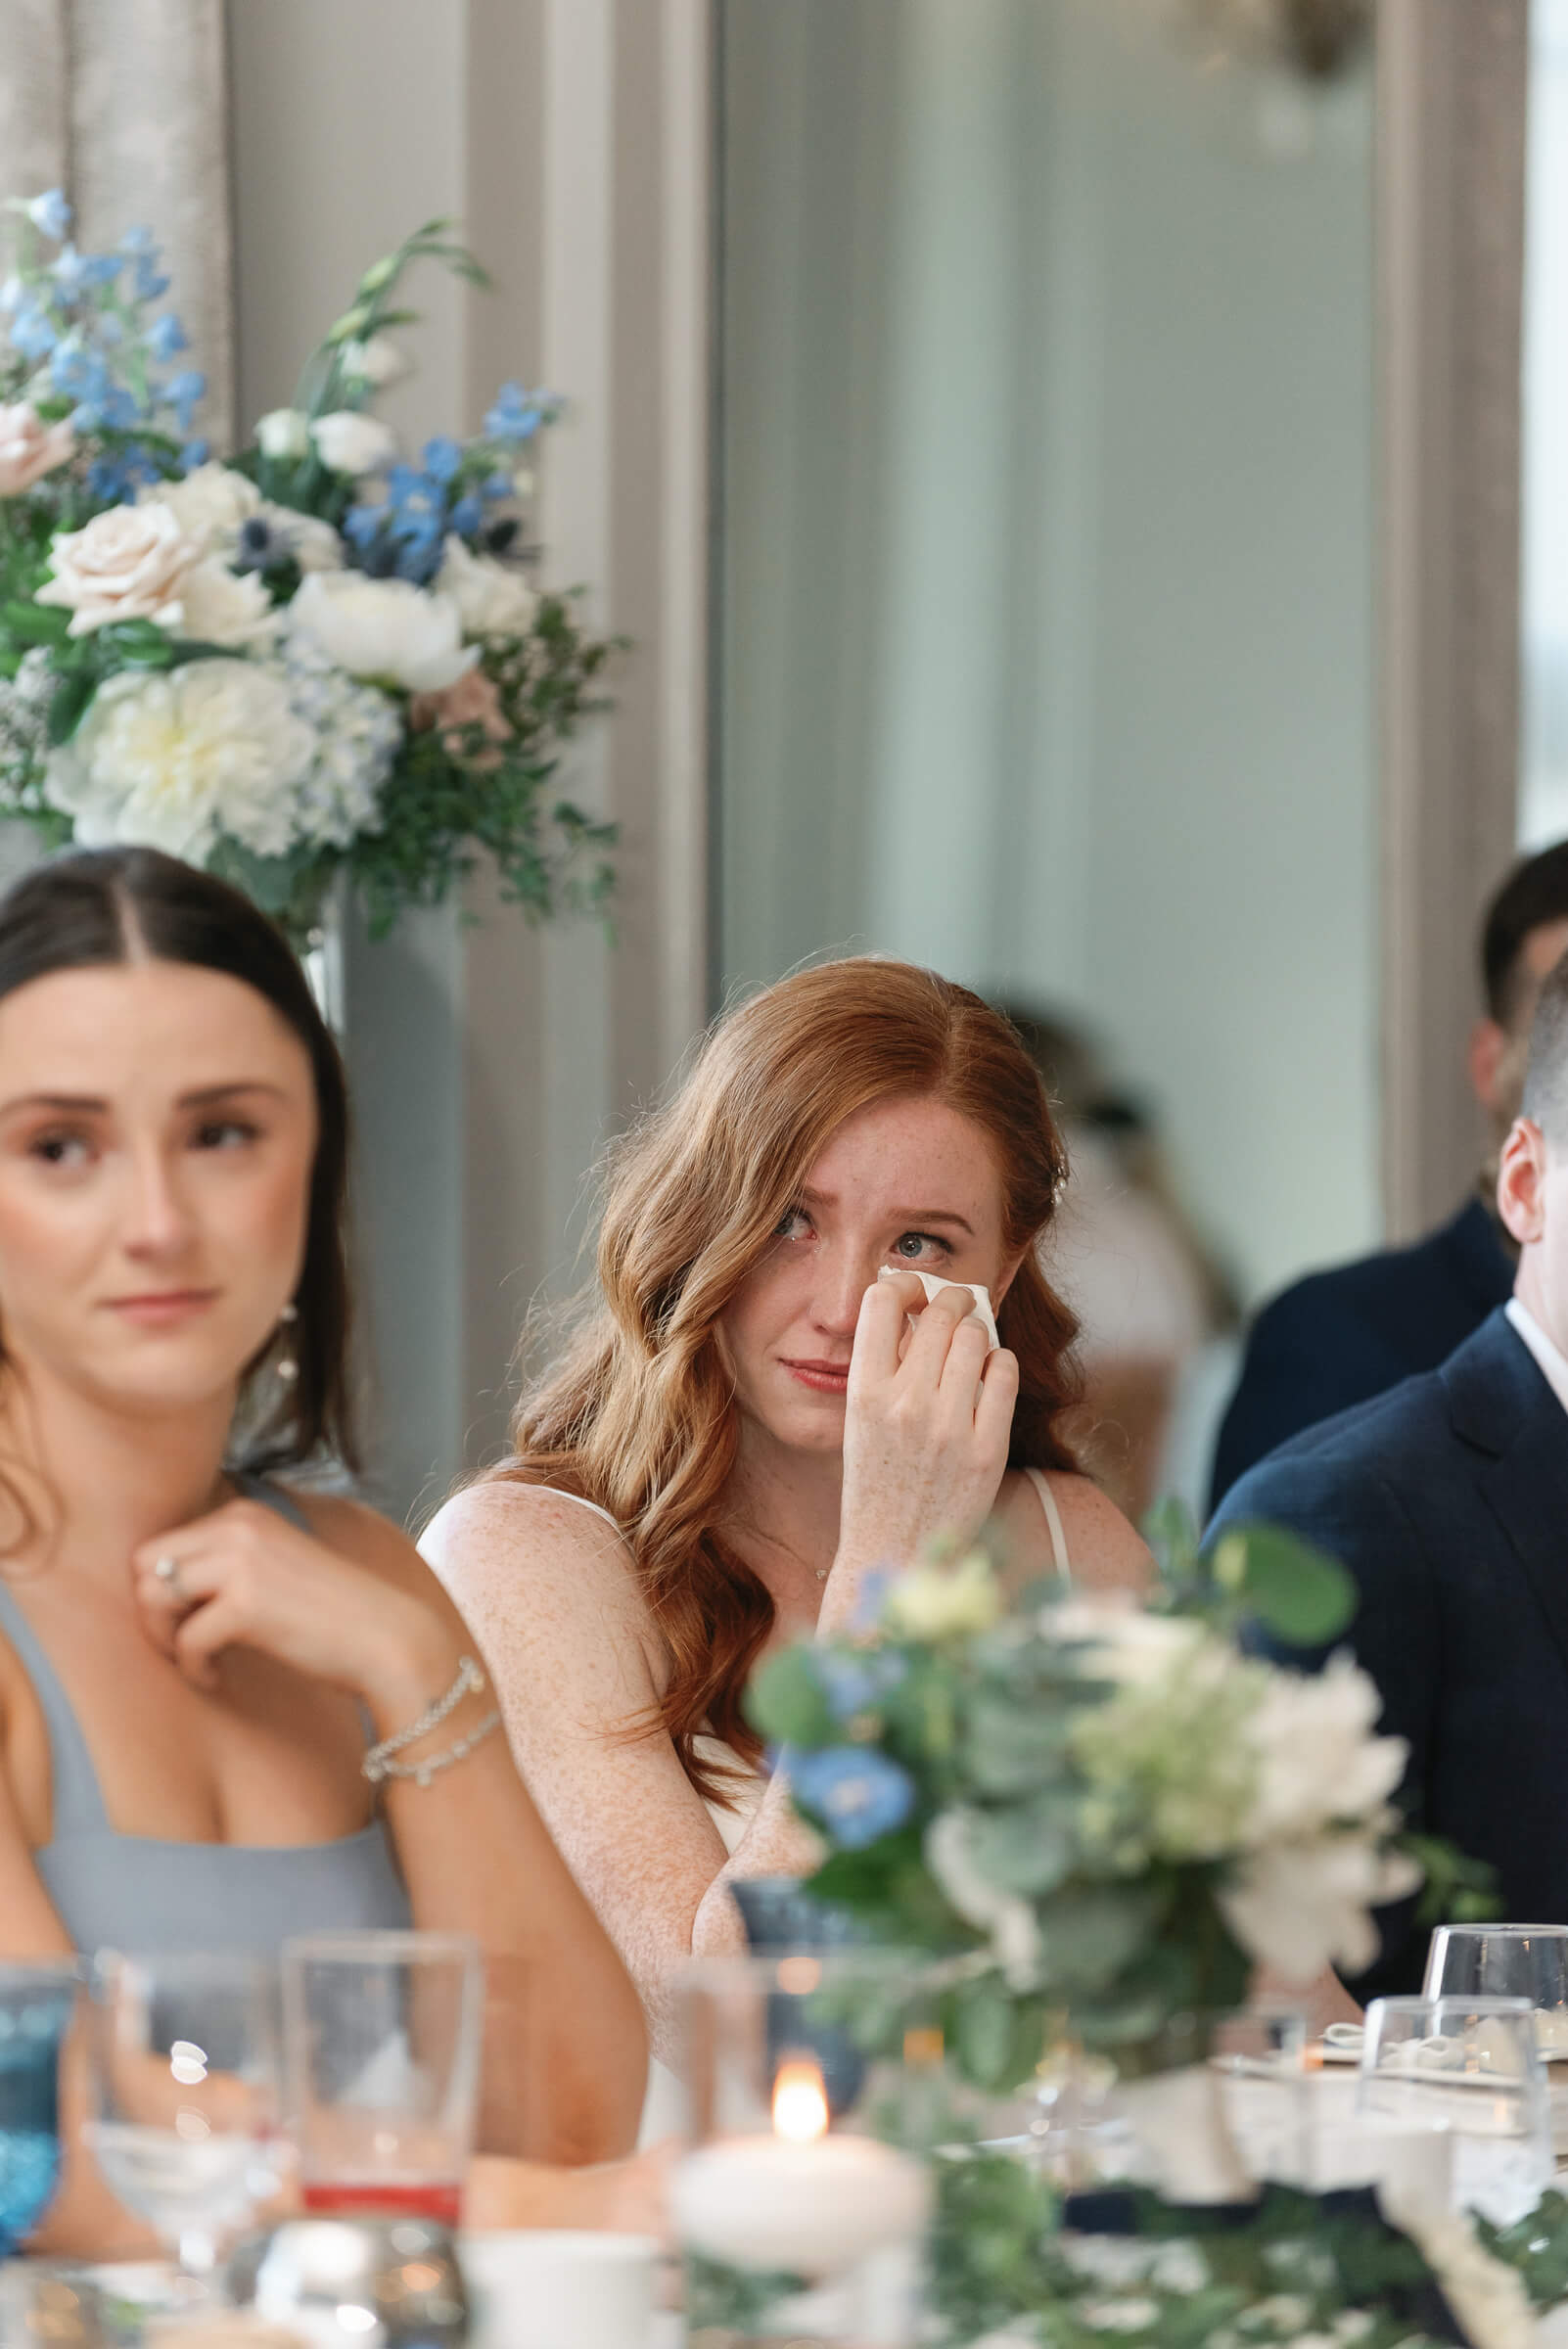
left=745, top=1646, right=837, bottom=1747
left=1037, top=1885, right=1160, bottom=1991
left=962, top=1691, right=1078, bottom=1796
left=1206, top=1518, right=1358, bottom=1646
left=964, top=1795, right=1078, bottom=1895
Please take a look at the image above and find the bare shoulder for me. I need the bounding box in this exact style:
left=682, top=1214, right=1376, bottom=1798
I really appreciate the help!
left=290, top=1489, right=437, bottom=1600
left=417, top=1479, right=666, bottom=1690
left=994, top=1469, right=1151, bottom=1598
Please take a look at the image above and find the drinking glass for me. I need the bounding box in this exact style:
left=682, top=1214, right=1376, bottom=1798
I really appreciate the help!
left=1424, top=1923, right=1568, bottom=2148
left=1210, top=2005, right=1310, bottom=2188
left=0, top=1959, right=80, bottom=2257
left=281, top=1929, right=483, bottom=2225
left=84, top=1950, right=281, bottom=2295
left=1359, top=1994, right=1552, bottom=2225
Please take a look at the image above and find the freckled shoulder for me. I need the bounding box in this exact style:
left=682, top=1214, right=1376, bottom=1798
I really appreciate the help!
left=993, top=1468, right=1151, bottom=1598
left=417, top=1481, right=669, bottom=1693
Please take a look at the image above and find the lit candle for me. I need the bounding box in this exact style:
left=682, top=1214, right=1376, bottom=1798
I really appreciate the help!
left=671, top=2058, right=933, bottom=2278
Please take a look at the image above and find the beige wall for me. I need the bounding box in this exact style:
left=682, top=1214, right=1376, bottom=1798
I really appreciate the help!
left=228, top=0, right=710, bottom=1519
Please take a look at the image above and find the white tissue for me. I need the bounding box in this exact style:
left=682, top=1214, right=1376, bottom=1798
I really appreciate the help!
left=877, top=1265, right=999, bottom=1350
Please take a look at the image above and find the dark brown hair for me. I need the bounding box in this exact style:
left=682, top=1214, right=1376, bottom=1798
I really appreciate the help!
left=0, top=847, right=357, bottom=1472
left=488, top=958, right=1081, bottom=1800
left=1483, top=840, right=1568, bottom=1026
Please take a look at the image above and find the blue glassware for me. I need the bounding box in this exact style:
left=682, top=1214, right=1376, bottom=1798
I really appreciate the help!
left=0, top=1962, right=79, bottom=2257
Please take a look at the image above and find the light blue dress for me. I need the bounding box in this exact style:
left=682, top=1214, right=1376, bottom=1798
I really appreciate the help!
left=0, top=1476, right=411, bottom=1957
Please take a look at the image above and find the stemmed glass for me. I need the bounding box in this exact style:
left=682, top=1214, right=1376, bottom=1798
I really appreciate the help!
left=83, top=1951, right=282, bottom=2303
left=0, top=1959, right=80, bottom=2257
left=1425, top=1923, right=1568, bottom=2152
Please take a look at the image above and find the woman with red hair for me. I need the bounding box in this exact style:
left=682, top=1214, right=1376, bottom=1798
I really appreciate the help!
left=422, top=959, right=1147, bottom=2097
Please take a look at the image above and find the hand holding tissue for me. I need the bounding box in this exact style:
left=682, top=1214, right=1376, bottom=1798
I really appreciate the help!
left=876, top=1265, right=999, bottom=1351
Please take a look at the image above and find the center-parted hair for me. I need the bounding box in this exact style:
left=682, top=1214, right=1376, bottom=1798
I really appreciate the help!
left=0, top=846, right=356, bottom=1475
left=489, top=957, right=1082, bottom=1799
left=1522, top=949, right=1568, bottom=1142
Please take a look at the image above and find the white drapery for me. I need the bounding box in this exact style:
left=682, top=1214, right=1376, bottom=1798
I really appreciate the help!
left=0, top=0, right=233, bottom=446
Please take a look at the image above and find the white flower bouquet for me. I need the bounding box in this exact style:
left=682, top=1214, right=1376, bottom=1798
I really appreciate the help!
left=747, top=1508, right=1491, bottom=2092
left=0, top=195, right=616, bottom=944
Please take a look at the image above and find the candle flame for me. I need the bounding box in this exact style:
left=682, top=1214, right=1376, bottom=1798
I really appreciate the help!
left=772, top=2056, right=829, bottom=2142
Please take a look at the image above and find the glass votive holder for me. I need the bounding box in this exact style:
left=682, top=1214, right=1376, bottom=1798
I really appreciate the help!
left=671, top=1952, right=938, bottom=2349
left=1358, top=1994, right=1553, bottom=2226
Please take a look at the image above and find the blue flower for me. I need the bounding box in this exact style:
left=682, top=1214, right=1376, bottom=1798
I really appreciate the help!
left=144, top=312, right=188, bottom=360
left=86, top=453, right=134, bottom=502
left=100, top=385, right=145, bottom=431
left=118, top=225, right=155, bottom=256
left=50, top=345, right=107, bottom=402
left=482, top=470, right=514, bottom=502
left=448, top=493, right=483, bottom=539
left=484, top=380, right=547, bottom=442
left=394, top=535, right=443, bottom=585
left=789, top=1747, right=914, bottom=1849
left=179, top=438, right=210, bottom=473
left=421, top=435, right=462, bottom=483
left=816, top=1651, right=908, bottom=1724
left=163, top=369, right=206, bottom=432
left=79, top=253, right=122, bottom=290
left=234, top=515, right=288, bottom=572
left=25, top=191, right=71, bottom=242
left=50, top=244, right=91, bottom=298
left=11, top=304, right=58, bottom=360
left=134, top=254, right=170, bottom=302
left=384, top=462, right=425, bottom=507
left=343, top=505, right=385, bottom=554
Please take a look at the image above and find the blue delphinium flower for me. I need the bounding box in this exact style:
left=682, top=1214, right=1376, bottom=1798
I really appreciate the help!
left=421, top=435, right=462, bottom=484
left=144, top=312, right=188, bottom=361
left=11, top=302, right=57, bottom=360
left=179, top=438, right=210, bottom=473
left=133, top=252, right=169, bottom=303
left=86, top=452, right=135, bottom=502
left=790, top=1747, right=914, bottom=1850
left=482, top=470, right=514, bottom=502
left=816, top=1651, right=908, bottom=1724
left=447, top=493, right=484, bottom=540
left=25, top=190, right=71, bottom=242
left=118, top=225, right=155, bottom=256
left=484, top=380, right=550, bottom=443
left=164, top=369, right=206, bottom=433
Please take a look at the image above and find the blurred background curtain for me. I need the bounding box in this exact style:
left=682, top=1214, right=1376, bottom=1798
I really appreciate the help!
left=0, top=0, right=234, bottom=444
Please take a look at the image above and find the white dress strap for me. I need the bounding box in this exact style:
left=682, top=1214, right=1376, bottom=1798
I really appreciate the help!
left=544, top=1486, right=624, bottom=1537
left=1023, top=1467, right=1072, bottom=1583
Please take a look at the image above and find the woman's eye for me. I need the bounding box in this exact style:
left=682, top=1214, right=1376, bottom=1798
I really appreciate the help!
left=29, top=1131, right=90, bottom=1169
left=774, top=1206, right=812, bottom=1241
left=193, top=1119, right=257, bottom=1151
left=890, top=1230, right=949, bottom=1264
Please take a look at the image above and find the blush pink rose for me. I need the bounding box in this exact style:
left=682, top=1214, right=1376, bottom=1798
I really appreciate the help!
left=409, top=666, right=512, bottom=768
left=34, top=502, right=197, bottom=636
left=0, top=403, right=76, bottom=495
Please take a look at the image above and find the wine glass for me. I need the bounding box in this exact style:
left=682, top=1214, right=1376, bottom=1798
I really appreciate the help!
left=0, top=1959, right=80, bottom=2257
left=1424, top=1923, right=1568, bottom=2151
left=84, top=1950, right=281, bottom=2302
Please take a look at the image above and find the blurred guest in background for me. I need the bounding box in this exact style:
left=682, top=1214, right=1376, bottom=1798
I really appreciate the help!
left=999, top=1004, right=1237, bottom=1521
left=0, top=851, right=647, bottom=2251
left=1209, top=840, right=1568, bottom=1508
left=1209, top=954, right=1568, bottom=1999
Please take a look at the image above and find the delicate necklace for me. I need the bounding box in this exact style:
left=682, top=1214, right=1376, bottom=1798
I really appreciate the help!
left=815, top=1564, right=829, bottom=1582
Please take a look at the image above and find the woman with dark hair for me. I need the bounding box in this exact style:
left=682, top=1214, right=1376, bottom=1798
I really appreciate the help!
left=0, top=848, right=647, bottom=2245
left=422, top=957, right=1149, bottom=2127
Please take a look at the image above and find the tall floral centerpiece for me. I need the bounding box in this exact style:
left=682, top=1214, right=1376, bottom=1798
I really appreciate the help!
left=0, top=195, right=615, bottom=947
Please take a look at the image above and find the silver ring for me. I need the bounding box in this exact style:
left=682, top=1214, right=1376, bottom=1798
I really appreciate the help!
left=154, top=1553, right=186, bottom=1608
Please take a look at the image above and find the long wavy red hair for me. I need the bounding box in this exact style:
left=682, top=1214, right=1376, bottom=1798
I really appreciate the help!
left=490, top=959, right=1081, bottom=1801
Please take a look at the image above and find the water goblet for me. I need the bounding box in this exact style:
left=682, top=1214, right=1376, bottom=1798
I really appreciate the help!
left=1424, top=1923, right=1568, bottom=2148
left=0, top=1958, right=80, bottom=2257
left=84, top=1950, right=281, bottom=2303
left=1359, top=1993, right=1552, bottom=2225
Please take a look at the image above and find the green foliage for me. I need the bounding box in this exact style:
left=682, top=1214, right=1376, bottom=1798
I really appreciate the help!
left=928, top=2148, right=1058, bottom=2343
left=1147, top=1498, right=1358, bottom=1647
left=1478, top=2188, right=1568, bottom=2308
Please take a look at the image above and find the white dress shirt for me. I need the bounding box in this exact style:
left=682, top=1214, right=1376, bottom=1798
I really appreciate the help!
left=1505, top=1295, right=1568, bottom=1419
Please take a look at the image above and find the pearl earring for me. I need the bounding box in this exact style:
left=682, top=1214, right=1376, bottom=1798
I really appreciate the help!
left=276, top=1300, right=300, bottom=1387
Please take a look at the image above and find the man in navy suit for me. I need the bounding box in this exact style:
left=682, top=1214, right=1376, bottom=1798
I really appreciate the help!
left=1208, top=843, right=1568, bottom=1509
left=1210, top=951, right=1568, bottom=1999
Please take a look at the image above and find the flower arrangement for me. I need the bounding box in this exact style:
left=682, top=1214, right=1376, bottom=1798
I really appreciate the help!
left=0, top=195, right=616, bottom=944
left=748, top=1508, right=1490, bottom=2095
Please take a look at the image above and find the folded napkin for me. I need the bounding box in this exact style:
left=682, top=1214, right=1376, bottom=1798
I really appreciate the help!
left=877, top=1265, right=999, bottom=1350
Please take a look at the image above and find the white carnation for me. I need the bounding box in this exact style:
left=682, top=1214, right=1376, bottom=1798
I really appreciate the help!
left=255, top=408, right=311, bottom=460
left=309, top=411, right=396, bottom=477
left=43, top=661, right=315, bottom=863
left=175, top=558, right=278, bottom=650
left=142, top=462, right=260, bottom=557
left=291, top=570, right=476, bottom=693
left=437, top=532, right=539, bottom=640
left=1239, top=1651, right=1408, bottom=1846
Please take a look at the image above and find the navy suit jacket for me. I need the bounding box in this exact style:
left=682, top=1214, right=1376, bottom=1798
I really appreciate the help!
left=1209, top=1308, right=1568, bottom=2001
left=1208, top=1199, right=1513, bottom=1511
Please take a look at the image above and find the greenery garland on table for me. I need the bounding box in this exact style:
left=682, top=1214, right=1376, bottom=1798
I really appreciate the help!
left=0, top=194, right=617, bottom=947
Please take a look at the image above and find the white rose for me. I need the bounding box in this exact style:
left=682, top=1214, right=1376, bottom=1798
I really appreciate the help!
left=1047, top=1598, right=1208, bottom=1687
left=882, top=1553, right=1001, bottom=1641
left=175, top=558, right=278, bottom=650
left=35, top=503, right=197, bottom=636
left=290, top=570, right=476, bottom=693
left=0, top=402, right=75, bottom=495
left=436, top=533, right=539, bottom=640
left=1239, top=1651, right=1408, bottom=1846
left=1219, top=1833, right=1422, bottom=1984
left=340, top=335, right=408, bottom=388
left=141, top=462, right=260, bottom=558
left=255, top=408, right=311, bottom=461
left=43, top=661, right=315, bottom=863
left=308, top=411, right=396, bottom=477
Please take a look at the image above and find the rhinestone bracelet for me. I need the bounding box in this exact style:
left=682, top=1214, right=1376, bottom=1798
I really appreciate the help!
left=363, top=1706, right=503, bottom=1790
left=362, top=1654, right=489, bottom=1784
